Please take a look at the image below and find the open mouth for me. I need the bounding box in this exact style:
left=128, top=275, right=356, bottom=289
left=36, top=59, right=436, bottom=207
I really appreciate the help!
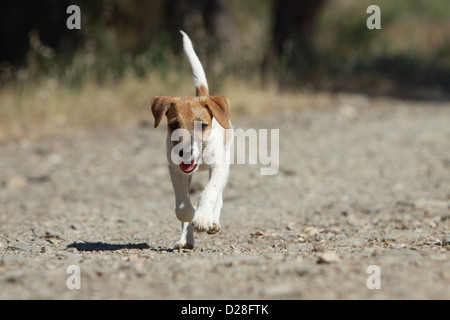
left=180, top=158, right=198, bottom=173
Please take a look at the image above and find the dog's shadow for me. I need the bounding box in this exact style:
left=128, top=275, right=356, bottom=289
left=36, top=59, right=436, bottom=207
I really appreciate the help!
left=65, top=241, right=169, bottom=252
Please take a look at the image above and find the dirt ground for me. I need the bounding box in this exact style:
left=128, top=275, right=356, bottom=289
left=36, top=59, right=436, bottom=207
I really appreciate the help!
left=0, top=93, right=449, bottom=300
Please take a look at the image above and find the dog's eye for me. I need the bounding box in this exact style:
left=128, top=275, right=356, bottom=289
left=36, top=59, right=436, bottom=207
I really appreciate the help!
left=169, top=121, right=180, bottom=131
left=201, top=123, right=208, bottom=131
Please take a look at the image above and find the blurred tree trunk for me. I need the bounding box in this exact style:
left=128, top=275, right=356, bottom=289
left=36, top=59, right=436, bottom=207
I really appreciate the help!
left=0, top=0, right=79, bottom=65
left=270, top=0, right=327, bottom=68
left=164, top=0, right=238, bottom=58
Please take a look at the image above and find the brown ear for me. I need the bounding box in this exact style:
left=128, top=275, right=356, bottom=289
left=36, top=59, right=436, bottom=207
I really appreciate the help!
left=151, top=96, right=173, bottom=128
left=206, top=96, right=231, bottom=129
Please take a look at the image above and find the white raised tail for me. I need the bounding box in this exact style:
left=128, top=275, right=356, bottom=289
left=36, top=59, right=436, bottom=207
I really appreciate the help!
left=180, top=30, right=209, bottom=96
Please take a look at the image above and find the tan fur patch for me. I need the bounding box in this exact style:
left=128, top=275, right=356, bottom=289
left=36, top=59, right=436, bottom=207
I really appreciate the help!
left=166, top=97, right=212, bottom=133
left=152, top=95, right=231, bottom=146
left=196, top=85, right=209, bottom=97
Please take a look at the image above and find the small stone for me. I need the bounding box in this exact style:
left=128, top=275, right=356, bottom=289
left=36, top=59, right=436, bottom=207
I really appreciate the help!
left=414, top=199, right=450, bottom=209
left=7, top=245, right=39, bottom=252
left=336, top=238, right=366, bottom=248
left=304, top=226, right=320, bottom=237
left=347, top=215, right=363, bottom=227
left=286, top=243, right=314, bottom=251
left=286, top=222, right=296, bottom=230
left=442, top=237, right=450, bottom=246
left=317, top=251, right=341, bottom=264
left=382, top=232, right=423, bottom=244
left=5, top=176, right=29, bottom=188
left=251, top=230, right=277, bottom=238
left=65, top=247, right=78, bottom=253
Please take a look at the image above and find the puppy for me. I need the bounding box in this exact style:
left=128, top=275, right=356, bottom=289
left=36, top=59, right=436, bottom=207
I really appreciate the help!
left=151, top=31, right=233, bottom=249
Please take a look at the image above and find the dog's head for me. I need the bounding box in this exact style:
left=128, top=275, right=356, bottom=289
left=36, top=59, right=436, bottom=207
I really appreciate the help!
left=151, top=95, right=230, bottom=173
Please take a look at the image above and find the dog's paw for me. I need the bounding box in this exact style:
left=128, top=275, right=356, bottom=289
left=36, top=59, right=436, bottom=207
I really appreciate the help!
left=174, top=239, right=194, bottom=250
left=191, top=213, right=221, bottom=234
left=191, top=213, right=214, bottom=233
left=207, top=222, right=221, bottom=235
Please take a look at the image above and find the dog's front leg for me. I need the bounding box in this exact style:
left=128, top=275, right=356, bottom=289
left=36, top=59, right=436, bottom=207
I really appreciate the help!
left=169, top=165, right=195, bottom=249
left=176, top=222, right=195, bottom=250
left=191, top=164, right=229, bottom=233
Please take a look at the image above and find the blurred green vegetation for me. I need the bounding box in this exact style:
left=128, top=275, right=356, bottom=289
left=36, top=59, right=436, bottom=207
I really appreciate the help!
left=0, top=0, right=449, bottom=142
left=310, top=0, right=450, bottom=95
left=0, top=0, right=448, bottom=95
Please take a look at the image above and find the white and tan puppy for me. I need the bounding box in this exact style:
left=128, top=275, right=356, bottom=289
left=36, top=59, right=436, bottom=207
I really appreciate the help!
left=151, top=31, right=233, bottom=249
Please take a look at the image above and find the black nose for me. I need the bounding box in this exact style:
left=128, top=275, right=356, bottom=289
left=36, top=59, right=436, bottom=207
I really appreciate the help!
left=179, top=149, right=183, bottom=158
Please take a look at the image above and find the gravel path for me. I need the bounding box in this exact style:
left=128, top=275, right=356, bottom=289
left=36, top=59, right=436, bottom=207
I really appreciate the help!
left=0, top=94, right=449, bottom=299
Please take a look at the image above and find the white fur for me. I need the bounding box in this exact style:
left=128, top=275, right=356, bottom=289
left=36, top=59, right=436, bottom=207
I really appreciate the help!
left=168, top=119, right=233, bottom=249
left=180, top=30, right=208, bottom=91
left=164, top=32, right=233, bottom=249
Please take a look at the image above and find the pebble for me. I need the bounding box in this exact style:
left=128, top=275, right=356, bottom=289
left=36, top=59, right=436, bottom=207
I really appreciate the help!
left=286, top=243, right=314, bottom=251
left=335, top=238, right=366, bottom=248
left=4, top=176, right=29, bottom=188
left=7, top=245, right=40, bottom=252
left=443, top=237, right=450, bottom=246
left=382, top=232, right=423, bottom=243
left=317, top=251, right=341, bottom=264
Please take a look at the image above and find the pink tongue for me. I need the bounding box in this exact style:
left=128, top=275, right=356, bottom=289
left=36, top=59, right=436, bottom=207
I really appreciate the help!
left=180, top=159, right=196, bottom=172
